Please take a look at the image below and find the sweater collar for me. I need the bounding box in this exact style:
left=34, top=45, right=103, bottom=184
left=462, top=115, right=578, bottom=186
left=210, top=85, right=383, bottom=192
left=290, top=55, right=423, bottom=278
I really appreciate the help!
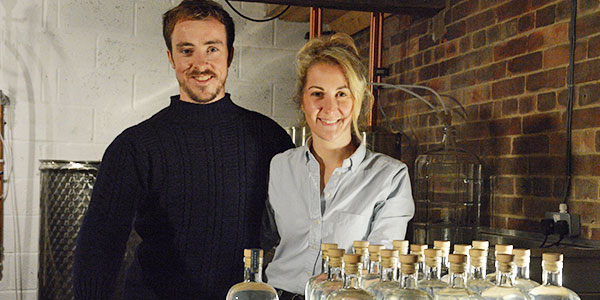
left=167, top=93, right=241, bottom=123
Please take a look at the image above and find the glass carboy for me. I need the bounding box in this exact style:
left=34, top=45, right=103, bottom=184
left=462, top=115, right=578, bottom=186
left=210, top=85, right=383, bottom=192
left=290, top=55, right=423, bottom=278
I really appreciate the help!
left=354, top=240, right=371, bottom=275
left=512, top=249, right=539, bottom=296
left=384, top=254, right=432, bottom=300
left=435, top=254, right=483, bottom=300
left=306, top=243, right=338, bottom=300
left=434, top=240, right=451, bottom=277
left=486, top=245, right=513, bottom=283
left=442, top=244, right=472, bottom=283
left=466, top=249, right=494, bottom=295
left=419, top=248, right=450, bottom=298
left=413, top=125, right=483, bottom=245
left=226, top=248, right=279, bottom=300
left=364, top=244, right=386, bottom=289
left=528, top=253, right=581, bottom=300
left=326, top=254, right=375, bottom=300
left=411, top=244, right=428, bottom=281
left=367, top=249, right=400, bottom=300
left=481, top=254, right=527, bottom=300
left=312, top=248, right=345, bottom=300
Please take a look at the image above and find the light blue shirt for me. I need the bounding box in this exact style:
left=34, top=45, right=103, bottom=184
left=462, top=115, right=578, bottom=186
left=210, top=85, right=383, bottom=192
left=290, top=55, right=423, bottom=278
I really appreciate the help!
left=265, top=142, right=415, bottom=294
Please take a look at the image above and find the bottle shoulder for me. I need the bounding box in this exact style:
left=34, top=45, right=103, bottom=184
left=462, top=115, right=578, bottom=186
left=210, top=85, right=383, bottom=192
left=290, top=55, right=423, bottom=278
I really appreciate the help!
left=528, top=285, right=581, bottom=299
left=481, top=286, right=527, bottom=299
left=436, top=287, right=484, bottom=300
left=226, top=282, right=278, bottom=300
left=384, top=288, right=433, bottom=300
left=327, top=288, right=375, bottom=300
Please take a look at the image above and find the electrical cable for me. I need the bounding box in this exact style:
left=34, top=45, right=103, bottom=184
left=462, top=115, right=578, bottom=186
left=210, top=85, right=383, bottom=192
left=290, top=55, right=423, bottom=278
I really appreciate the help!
left=224, top=0, right=291, bottom=22
left=562, top=0, right=577, bottom=205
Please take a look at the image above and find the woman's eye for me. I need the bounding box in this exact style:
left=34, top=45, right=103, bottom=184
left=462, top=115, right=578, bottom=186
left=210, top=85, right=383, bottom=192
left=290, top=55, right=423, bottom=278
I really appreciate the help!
left=311, top=92, right=323, bottom=97
left=338, top=92, right=347, bottom=97
left=182, top=49, right=192, bottom=55
left=208, top=47, right=219, bottom=53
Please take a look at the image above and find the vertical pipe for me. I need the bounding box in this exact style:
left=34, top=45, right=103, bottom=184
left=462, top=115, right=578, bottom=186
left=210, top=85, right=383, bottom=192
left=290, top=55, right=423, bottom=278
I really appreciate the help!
left=309, top=7, right=323, bottom=39
left=368, top=12, right=384, bottom=129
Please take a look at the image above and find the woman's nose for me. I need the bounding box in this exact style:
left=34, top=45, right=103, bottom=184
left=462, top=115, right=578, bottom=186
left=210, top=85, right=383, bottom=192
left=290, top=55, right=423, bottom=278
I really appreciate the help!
left=322, top=94, right=338, bottom=112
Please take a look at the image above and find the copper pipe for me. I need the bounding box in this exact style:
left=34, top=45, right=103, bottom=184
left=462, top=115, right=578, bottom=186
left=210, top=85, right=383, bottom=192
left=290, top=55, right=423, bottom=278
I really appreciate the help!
left=368, top=12, right=384, bottom=129
left=309, top=7, right=323, bottom=39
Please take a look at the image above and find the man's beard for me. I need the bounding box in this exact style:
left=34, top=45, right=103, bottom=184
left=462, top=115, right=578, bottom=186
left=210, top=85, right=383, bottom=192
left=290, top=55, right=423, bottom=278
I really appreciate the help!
left=181, top=70, right=226, bottom=104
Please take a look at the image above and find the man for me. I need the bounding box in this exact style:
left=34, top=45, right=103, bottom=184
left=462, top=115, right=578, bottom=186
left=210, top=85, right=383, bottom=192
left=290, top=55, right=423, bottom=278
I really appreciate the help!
left=73, top=1, right=294, bottom=299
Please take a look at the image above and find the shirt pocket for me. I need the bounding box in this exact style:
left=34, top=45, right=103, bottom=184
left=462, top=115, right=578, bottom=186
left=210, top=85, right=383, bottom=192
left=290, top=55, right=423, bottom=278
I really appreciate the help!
left=331, top=212, right=371, bottom=249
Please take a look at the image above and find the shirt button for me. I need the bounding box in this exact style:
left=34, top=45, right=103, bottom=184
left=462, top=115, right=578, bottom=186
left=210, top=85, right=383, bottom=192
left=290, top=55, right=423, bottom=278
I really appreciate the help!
left=314, top=220, right=319, bottom=224
left=324, top=192, right=330, bottom=198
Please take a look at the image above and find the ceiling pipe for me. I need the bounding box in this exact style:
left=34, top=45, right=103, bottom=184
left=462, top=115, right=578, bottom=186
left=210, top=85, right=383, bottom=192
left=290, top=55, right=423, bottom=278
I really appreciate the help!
left=368, top=12, right=384, bottom=129
left=309, top=7, right=323, bottom=39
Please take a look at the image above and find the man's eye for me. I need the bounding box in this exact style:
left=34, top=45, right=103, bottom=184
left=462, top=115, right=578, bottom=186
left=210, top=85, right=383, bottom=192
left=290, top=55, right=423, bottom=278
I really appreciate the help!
left=208, top=47, right=219, bottom=53
left=181, top=49, right=192, bottom=55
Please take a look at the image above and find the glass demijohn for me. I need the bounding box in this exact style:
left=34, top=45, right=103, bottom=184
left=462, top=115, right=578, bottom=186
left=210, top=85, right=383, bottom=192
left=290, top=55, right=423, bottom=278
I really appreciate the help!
left=486, top=245, right=513, bottom=283
left=442, top=244, right=472, bottom=283
left=367, top=249, right=400, bottom=300
left=481, top=254, right=527, bottom=300
left=326, top=254, right=375, bottom=300
left=466, top=249, right=494, bottom=296
left=419, top=249, right=450, bottom=298
left=306, top=243, right=338, bottom=300
left=528, top=253, right=581, bottom=300
left=435, top=254, right=483, bottom=300
left=312, top=248, right=345, bottom=300
left=411, top=244, right=428, bottom=281
left=226, top=249, right=279, bottom=300
left=512, top=249, right=539, bottom=296
left=364, top=244, right=386, bottom=289
left=384, top=254, right=432, bottom=300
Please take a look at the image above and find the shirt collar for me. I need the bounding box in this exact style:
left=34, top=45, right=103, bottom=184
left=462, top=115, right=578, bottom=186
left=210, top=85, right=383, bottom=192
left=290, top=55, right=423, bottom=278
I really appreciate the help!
left=303, top=139, right=367, bottom=172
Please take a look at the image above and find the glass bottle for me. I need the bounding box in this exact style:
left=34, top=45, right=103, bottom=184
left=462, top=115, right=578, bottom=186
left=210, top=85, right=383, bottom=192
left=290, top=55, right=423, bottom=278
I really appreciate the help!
left=486, top=244, right=513, bottom=283
left=442, top=244, right=471, bottom=283
left=306, top=243, right=338, bottom=300
left=481, top=254, right=527, bottom=300
left=512, top=249, right=539, bottom=296
left=411, top=244, right=428, bottom=281
left=312, top=248, right=345, bottom=300
left=326, top=254, right=375, bottom=300
left=419, top=248, right=450, bottom=298
left=434, top=240, right=451, bottom=278
left=367, top=249, right=400, bottom=300
left=435, top=254, right=483, bottom=300
left=364, top=244, right=386, bottom=289
left=354, top=240, right=371, bottom=275
left=226, top=248, right=279, bottom=300
left=384, top=254, right=433, bottom=300
left=393, top=240, right=410, bottom=255
left=467, top=249, right=494, bottom=296
left=528, top=253, right=581, bottom=300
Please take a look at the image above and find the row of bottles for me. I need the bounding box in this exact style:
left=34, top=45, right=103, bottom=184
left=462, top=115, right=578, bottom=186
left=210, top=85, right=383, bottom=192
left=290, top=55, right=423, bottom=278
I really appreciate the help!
left=226, top=240, right=581, bottom=300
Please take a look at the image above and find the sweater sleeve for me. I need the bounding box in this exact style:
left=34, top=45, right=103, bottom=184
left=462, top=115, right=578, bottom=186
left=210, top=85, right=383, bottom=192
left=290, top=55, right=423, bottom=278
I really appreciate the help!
left=73, top=131, right=147, bottom=299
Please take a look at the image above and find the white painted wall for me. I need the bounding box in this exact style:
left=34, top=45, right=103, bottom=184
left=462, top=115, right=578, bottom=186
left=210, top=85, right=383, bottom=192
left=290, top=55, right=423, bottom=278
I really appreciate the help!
left=0, top=0, right=307, bottom=298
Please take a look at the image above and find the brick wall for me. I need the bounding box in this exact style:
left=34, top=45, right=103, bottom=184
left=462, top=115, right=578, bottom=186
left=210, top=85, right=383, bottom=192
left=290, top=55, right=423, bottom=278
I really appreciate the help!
left=354, top=0, right=600, bottom=240
left=0, top=0, right=307, bottom=298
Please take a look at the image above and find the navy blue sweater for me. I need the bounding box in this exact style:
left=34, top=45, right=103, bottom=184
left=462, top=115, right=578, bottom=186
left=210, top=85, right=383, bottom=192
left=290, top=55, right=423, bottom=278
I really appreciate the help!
left=73, top=94, right=294, bottom=299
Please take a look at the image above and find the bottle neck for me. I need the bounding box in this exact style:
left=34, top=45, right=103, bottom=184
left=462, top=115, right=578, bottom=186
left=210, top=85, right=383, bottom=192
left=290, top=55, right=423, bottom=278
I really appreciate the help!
left=343, top=272, right=362, bottom=289
left=470, top=265, right=487, bottom=280
left=542, top=269, right=563, bottom=287
left=496, top=270, right=515, bottom=287
left=369, top=261, right=381, bottom=275
left=321, top=257, right=329, bottom=274
left=328, top=265, right=343, bottom=281
left=244, top=265, right=263, bottom=283
left=380, top=266, right=396, bottom=282
left=400, top=272, right=419, bottom=289
left=425, top=263, right=441, bottom=280
left=516, top=265, right=530, bottom=280
left=448, top=270, right=468, bottom=289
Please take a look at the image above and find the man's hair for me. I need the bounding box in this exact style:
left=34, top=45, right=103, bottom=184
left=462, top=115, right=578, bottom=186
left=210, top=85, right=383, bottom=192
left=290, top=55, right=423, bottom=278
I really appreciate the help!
left=163, top=0, right=235, bottom=55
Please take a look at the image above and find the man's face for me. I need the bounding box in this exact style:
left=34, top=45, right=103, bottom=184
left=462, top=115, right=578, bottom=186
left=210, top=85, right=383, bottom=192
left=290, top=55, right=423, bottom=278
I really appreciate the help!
left=167, top=17, right=232, bottom=104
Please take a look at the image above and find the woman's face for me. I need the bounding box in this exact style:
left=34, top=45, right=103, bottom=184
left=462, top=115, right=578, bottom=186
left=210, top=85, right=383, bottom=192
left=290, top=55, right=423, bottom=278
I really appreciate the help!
left=302, top=62, right=354, bottom=148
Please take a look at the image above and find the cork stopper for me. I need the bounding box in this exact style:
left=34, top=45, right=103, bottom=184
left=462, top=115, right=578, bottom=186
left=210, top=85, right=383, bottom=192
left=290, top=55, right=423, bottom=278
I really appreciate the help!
left=400, top=254, right=419, bottom=275
left=542, top=253, right=563, bottom=273
left=434, top=240, right=451, bottom=256
left=321, top=243, right=338, bottom=259
left=512, top=248, right=531, bottom=267
left=343, top=254, right=362, bottom=274
left=469, top=249, right=488, bottom=268
left=454, top=244, right=472, bottom=255
left=410, top=244, right=428, bottom=254
left=496, top=254, right=515, bottom=273
left=494, top=244, right=513, bottom=255
left=380, top=249, right=399, bottom=268
left=369, top=244, right=385, bottom=261
left=353, top=240, right=370, bottom=248
left=328, top=248, right=345, bottom=268
left=472, top=240, right=490, bottom=250
left=424, top=248, right=442, bottom=267
left=393, top=240, right=409, bottom=255
left=244, top=249, right=263, bottom=270
left=449, top=254, right=467, bottom=274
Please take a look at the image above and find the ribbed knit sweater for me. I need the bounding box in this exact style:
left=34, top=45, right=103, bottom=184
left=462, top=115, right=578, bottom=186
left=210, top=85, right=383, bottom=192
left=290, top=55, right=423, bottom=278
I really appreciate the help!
left=73, top=94, right=294, bottom=299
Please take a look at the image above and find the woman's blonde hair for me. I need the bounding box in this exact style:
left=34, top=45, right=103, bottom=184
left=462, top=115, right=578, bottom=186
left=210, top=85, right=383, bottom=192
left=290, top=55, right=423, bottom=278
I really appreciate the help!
left=295, top=33, right=373, bottom=142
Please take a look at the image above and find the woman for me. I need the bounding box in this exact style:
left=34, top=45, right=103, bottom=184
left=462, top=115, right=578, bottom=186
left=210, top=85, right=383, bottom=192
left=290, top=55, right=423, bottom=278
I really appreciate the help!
left=264, top=33, right=415, bottom=298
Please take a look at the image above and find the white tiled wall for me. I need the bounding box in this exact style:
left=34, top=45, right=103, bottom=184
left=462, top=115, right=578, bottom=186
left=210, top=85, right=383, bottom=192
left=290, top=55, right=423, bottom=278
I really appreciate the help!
left=0, top=0, right=307, bottom=298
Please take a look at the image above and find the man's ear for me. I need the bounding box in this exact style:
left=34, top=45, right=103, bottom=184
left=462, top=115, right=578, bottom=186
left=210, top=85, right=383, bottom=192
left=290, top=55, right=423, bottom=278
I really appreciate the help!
left=167, top=50, right=175, bottom=69
left=227, top=47, right=235, bottom=67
